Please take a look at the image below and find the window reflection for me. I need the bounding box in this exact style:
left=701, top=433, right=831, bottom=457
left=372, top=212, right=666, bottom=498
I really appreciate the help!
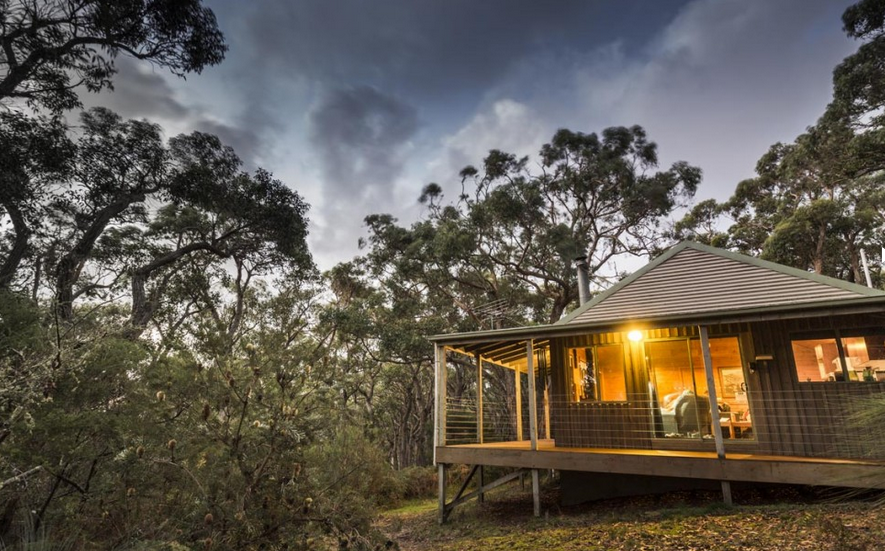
left=568, top=344, right=626, bottom=402
left=791, top=331, right=885, bottom=383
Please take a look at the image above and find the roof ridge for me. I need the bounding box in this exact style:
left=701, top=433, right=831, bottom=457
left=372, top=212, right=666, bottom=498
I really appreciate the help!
left=557, top=241, right=884, bottom=325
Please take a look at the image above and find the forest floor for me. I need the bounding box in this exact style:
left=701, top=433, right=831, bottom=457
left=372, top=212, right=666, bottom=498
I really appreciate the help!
left=377, top=482, right=885, bottom=551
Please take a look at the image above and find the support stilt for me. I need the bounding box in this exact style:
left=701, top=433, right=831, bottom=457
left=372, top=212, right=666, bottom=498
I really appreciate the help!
left=478, top=466, right=485, bottom=503
left=438, top=464, right=446, bottom=525
left=700, top=326, right=733, bottom=507
left=721, top=480, right=733, bottom=506
left=531, top=469, right=540, bottom=517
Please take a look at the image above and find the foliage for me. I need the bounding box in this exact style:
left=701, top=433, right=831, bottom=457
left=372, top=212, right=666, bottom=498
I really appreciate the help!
left=364, top=126, right=700, bottom=327
left=848, top=394, right=885, bottom=461
left=392, top=467, right=438, bottom=502
left=0, top=112, right=73, bottom=289
left=0, top=278, right=401, bottom=549
left=0, top=290, right=54, bottom=451
left=0, top=105, right=369, bottom=549
left=723, top=113, right=885, bottom=280
left=834, top=0, right=885, bottom=128
left=0, top=0, right=227, bottom=112
left=0, top=107, right=313, bottom=330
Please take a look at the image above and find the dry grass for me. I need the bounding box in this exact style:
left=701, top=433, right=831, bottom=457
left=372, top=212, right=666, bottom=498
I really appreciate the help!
left=378, top=483, right=885, bottom=551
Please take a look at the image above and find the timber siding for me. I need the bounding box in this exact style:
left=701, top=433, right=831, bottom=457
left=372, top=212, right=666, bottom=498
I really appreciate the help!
left=568, top=246, right=879, bottom=326
left=547, top=314, right=885, bottom=460
left=748, top=313, right=885, bottom=459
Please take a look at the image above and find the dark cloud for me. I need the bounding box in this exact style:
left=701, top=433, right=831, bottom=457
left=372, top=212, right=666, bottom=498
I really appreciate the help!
left=307, top=85, right=418, bottom=253
left=78, top=58, right=265, bottom=169
left=80, top=57, right=189, bottom=120
left=227, top=0, right=689, bottom=100
left=309, top=86, right=418, bottom=195
left=193, top=119, right=263, bottom=171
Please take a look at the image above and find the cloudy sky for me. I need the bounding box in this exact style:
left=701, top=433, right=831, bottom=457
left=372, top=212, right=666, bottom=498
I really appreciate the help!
left=85, top=0, right=856, bottom=270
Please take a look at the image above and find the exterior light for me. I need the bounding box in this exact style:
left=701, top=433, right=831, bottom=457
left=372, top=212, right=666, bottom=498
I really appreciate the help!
left=627, top=330, right=643, bottom=342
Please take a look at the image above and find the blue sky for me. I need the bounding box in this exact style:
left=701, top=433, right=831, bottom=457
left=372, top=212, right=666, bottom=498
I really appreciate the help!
left=83, top=0, right=856, bottom=269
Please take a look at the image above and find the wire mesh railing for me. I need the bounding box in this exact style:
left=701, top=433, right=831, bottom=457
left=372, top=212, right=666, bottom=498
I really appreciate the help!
left=444, top=389, right=885, bottom=461
left=444, top=396, right=522, bottom=444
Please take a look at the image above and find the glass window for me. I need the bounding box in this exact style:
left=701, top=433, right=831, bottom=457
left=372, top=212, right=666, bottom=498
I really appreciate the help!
left=791, top=338, right=840, bottom=382
left=568, top=344, right=626, bottom=402
left=597, top=345, right=627, bottom=401
left=648, top=336, right=753, bottom=440
left=841, top=333, right=885, bottom=382
left=792, top=330, right=885, bottom=383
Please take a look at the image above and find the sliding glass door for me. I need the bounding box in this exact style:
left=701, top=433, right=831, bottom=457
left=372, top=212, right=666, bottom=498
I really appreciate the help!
left=646, top=336, right=753, bottom=440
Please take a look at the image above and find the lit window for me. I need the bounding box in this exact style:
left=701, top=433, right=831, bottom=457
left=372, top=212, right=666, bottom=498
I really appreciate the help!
left=792, top=331, right=885, bottom=383
left=568, top=344, right=626, bottom=402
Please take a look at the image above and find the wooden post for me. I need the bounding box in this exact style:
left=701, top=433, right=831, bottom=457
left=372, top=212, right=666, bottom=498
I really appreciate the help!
left=527, top=340, right=538, bottom=451
left=438, top=463, right=447, bottom=524
left=433, top=343, right=439, bottom=465
left=699, top=326, right=726, bottom=458
left=721, top=480, right=733, bottom=506
left=478, top=466, right=485, bottom=504
left=515, top=365, right=523, bottom=441
left=434, top=345, right=447, bottom=464
left=531, top=469, right=541, bottom=517
left=476, top=353, right=484, bottom=444
left=699, top=326, right=733, bottom=505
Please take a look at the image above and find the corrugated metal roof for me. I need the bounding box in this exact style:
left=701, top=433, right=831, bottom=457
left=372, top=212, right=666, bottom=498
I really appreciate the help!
left=565, top=242, right=885, bottom=325
left=430, top=242, right=885, bottom=346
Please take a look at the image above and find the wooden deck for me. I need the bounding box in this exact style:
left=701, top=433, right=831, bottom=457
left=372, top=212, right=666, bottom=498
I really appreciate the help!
left=436, top=440, right=885, bottom=489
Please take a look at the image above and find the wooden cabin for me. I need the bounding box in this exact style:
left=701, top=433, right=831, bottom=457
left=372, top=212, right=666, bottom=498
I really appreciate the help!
left=430, top=242, right=885, bottom=522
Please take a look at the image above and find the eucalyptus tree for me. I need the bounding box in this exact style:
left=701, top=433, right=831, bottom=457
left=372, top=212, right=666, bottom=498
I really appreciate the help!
left=319, top=260, right=448, bottom=468
left=373, top=126, right=700, bottom=326
left=28, top=107, right=313, bottom=330
left=667, top=199, right=729, bottom=249
left=0, top=112, right=73, bottom=291
left=467, top=127, right=701, bottom=323
left=833, top=0, right=885, bottom=128
left=0, top=0, right=226, bottom=112
left=722, top=114, right=885, bottom=280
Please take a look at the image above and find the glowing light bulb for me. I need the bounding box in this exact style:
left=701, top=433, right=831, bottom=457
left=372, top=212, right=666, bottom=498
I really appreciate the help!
left=627, top=330, right=643, bottom=342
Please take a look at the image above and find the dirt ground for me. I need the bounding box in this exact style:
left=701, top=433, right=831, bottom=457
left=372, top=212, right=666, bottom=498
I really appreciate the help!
left=378, top=483, right=885, bottom=551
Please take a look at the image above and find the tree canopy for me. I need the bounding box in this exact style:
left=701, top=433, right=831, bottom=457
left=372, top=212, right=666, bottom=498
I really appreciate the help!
left=0, top=0, right=226, bottom=111
left=364, top=126, right=700, bottom=327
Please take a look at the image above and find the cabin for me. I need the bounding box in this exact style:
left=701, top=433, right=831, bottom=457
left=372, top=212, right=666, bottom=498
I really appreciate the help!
left=430, top=241, right=885, bottom=522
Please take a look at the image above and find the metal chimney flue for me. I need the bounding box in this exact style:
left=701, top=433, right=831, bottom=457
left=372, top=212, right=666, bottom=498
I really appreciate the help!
left=575, top=256, right=591, bottom=305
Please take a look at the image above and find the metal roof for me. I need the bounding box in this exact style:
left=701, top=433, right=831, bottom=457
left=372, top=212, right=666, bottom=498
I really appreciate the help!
left=561, top=241, right=884, bottom=325
left=429, top=242, right=885, bottom=354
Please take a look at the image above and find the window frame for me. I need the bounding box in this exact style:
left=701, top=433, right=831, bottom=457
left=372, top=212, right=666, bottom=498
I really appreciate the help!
left=790, top=327, right=885, bottom=384
left=566, top=342, right=628, bottom=403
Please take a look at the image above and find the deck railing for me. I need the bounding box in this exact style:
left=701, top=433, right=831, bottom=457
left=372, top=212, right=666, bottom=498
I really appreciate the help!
left=443, top=388, right=885, bottom=460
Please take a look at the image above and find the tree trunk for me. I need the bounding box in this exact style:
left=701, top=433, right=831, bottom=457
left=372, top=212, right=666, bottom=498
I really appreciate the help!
left=0, top=200, right=30, bottom=289
left=55, top=193, right=144, bottom=320
left=129, top=242, right=228, bottom=336
left=848, top=242, right=863, bottom=284
left=811, top=222, right=828, bottom=275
